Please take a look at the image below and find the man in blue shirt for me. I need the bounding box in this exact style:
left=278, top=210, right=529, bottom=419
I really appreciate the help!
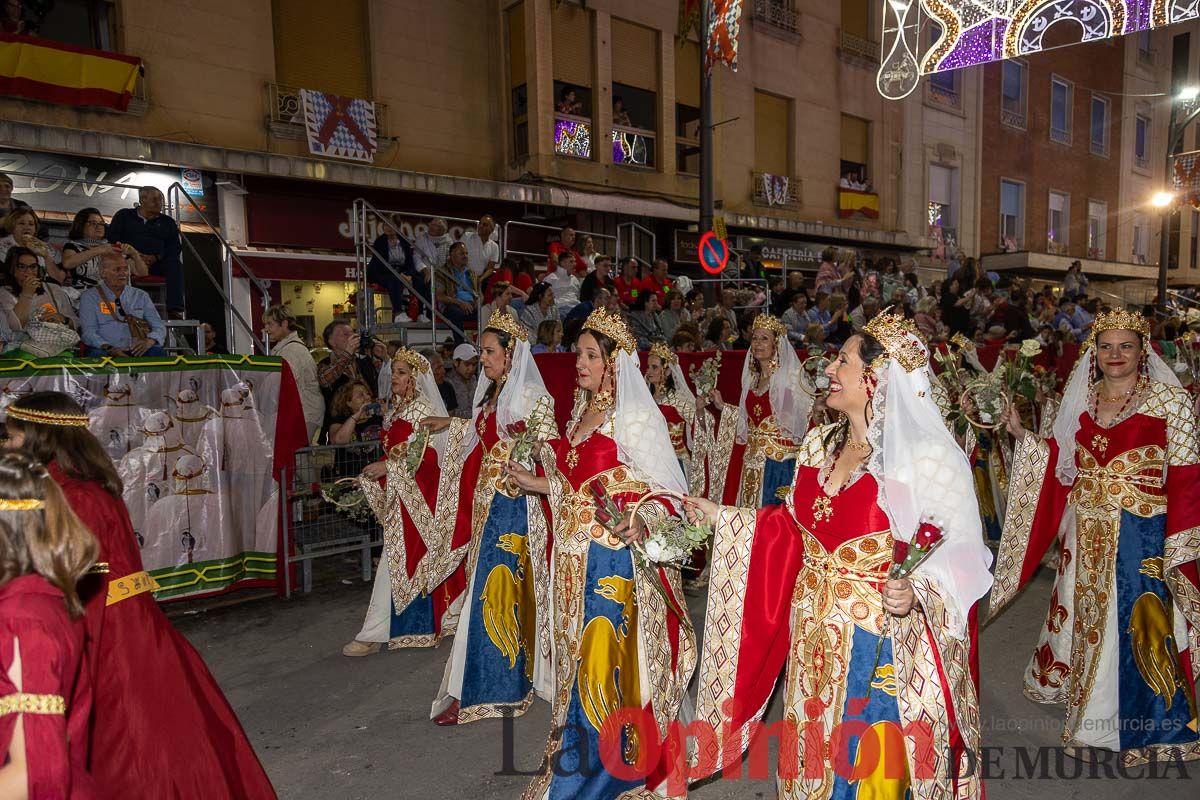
left=106, top=186, right=185, bottom=315
left=79, top=251, right=167, bottom=357
left=1051, top=296, right=1084, bottom=341
left=435, top=241, right=476, bottom=344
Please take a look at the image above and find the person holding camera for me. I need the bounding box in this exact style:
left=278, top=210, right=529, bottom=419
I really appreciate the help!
left=0, top=246, right=78, bottom=335
left=326, top=380, right=383, bottom=445
left=317, top=319, right=387, bottom=437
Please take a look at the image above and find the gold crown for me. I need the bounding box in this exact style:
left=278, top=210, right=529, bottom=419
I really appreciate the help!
left=751, top=314, right=788, bottom=338
left=862, top=308, right=928, bottom=372
left=582, top=308, right=637, bottom=354
left=5, top=405, right=90, bottom=427
left=484, top=309, right=528, bottom=342
left=0, top=498, right=44, bottom=511
left=648, top=341, right=678, bottom=365
left=1085, top=309, right=1151, bottom=349
left=392, top=346, right=430, bottom=374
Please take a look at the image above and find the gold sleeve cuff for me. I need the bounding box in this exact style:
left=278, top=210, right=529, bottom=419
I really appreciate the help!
left=0, top=693, right=65, bottom=716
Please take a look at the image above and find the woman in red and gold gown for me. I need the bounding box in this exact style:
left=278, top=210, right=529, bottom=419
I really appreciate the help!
left=646, top=341, right=707, bottom=496
left=342, top=348, right=465, bottom=656
left=0, top=451, right=99, bottom=798
left=684, top=312, right=993, bottom=800
left=5, top=392, right=277, bottom=799
left=990, top=310, right=1200, bottom=763
left=506, top=309, right=695, bottom=800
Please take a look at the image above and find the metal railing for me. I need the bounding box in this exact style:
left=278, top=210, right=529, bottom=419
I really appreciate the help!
left=616, top=221, right=656, bottom=267
left=502, top=220, right=617, bottom=267
left=1001, top=108, right=1026, bottom=129
left=1050, top=126, right=1072, bottom=146
left=267, top=83, right=389, bottom=139
left=1135, top=153, right=1150, bottom=169
left=838, top=29, right=879, bottom=62
left=754, top=0, right=801, bottom=34
left=751, top=171, right=802, bottom=208
left=280, top=441, right=383, bottom=596
left=928, top=80, right=961, bottom=109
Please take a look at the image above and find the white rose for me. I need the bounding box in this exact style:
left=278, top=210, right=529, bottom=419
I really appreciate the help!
left=815, top=376, right=830, bottom=390
left=644, top=539, right=664, bottom=562
left=1019, top=339, right=1042, bottom=358
left=980, top=412, right=993, bottom=423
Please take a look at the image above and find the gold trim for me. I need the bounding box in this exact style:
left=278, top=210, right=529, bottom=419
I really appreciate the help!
left=0, top=693, right=65, bottom=716
left=0, top=498, right=44, bottom=511
left=5, top=405, right=89, bottom=427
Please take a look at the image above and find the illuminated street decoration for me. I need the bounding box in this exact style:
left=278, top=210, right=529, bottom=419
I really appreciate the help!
left=554, top=117, right=592, bottom=159
left=878, top=1, right=1200, bottom=100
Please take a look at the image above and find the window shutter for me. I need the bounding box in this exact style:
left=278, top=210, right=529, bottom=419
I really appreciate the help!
left=612, top=18, right=658, bottom=92
left=841, top=115, right=869, bottom=164
left=272, top=0, right=371, bottom=98
left=675, top=39, right=700, bottom=108
left=754, top=91, right=790, bottom=176
left=552, top=4, right=593, bottom=87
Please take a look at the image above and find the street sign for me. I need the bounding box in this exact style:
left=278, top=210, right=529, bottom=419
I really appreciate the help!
left=699, top=231, right=729, bottom=275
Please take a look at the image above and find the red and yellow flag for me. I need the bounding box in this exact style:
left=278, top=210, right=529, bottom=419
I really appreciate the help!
left=0, top=33, right=141, bottom=111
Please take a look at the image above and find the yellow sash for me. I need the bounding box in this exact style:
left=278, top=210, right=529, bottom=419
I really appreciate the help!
left=105, top=571, right=160, bottom=606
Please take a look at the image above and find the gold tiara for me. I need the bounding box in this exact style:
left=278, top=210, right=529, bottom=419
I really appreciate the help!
left=751, top=314, right=788, bottom=338
left=484, top=309, right=528, bottom=342
left=392, top=346, right=430, bottom=374
left=5, top=405, right=90, bottom=427
left=648, top=341, right=678, bottom=365
left=1085, top=309, right=1151, bottom=349
left=583, top=308, right=637, bottom=355
left=0, top=498, right=44, bottom=511
left=862, top=308, right=928, bottom=372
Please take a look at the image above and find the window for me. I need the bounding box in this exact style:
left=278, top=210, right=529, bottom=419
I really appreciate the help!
left=928, top=164, right=956, bottom=234
left=507, top=3, right=528, bottom=159
left=1050, top=77, right=1072, bottom=145
left=552, top=3, right=593, bottom=159
left=1137, top=29, right=1153, bottom=63
left=1048, top=191, right=1069, bottom=252
left=1090, top=95, right=1109, bottom=156
left=1087, top=200, right=1107, bottom=259
left=1001, top=60, right=1027, bottom=128
left=926, top=25, right=960, bottom=108
left=1132, top=215, right=1148, bottom=264
left=1135, top=114, right=1150, bottom=169
left=1000, top=179, right=1025, bottom=250
left=840, top=114, right=871, bottom=188
left=675, top=39, right=701, bottom=175
left=611, top=19, right=659, bottom=168
left=22, top=0, right=116, bottom=51
left=755, top=90, right=791, bottom=177
left=841, top=0, right=869, bottom=39
left=273, top=0, right=371, bottom=98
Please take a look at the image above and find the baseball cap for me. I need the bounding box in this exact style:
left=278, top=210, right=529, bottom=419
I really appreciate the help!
left=453, top=343, right=479, bottom=362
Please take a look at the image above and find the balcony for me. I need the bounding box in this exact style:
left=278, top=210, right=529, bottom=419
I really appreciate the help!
left=612, top=125, right=656, bottom=169
left=0, top=33, right=143, bottom=114
left=1135, top=153, right=1150, bottom=170
left=752, top=171, right=801, bottom=209
left=927, top=79, right=961, bottom=110
left=554, top=113, right=593, bottom=160
left=267, top=83, right=390, bottom=141
left=838, top=29, right=880, bottom=65
left=753, top=0, right=801, bottom=36
left=838, top=186, right=880, bottom=220
left=1050, top=126, right=1072, bottom=146
left=1001, top=108, right=1026, bottom=129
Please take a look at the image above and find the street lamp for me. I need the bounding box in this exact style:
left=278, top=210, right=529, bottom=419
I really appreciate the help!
left=1157, top=86, right=1200, bottom=312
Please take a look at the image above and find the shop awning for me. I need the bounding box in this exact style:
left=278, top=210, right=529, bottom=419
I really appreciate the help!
left=229, top=247, right=358, bottom=282
left=0, top=33, right=141, bottom=111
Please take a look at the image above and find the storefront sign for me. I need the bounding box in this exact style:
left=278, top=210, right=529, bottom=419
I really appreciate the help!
left=0, top=150, right=219, bottom=224
left=674, top=229, right=700, bottom=263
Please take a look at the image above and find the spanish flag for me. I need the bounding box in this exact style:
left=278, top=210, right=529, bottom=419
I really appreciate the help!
left=0, top=33, right=141, bottom=111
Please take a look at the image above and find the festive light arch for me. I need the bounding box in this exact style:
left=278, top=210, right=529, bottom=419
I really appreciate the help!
left=878, top=0, right=1200, bottom=100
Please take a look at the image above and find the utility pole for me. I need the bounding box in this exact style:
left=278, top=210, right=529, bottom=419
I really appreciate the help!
left=699, top=0, right=714, bottom=235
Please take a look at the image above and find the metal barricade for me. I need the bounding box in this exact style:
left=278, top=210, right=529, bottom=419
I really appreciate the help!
left=502, top=220, right=617, bottom=264
left=280, top=441, right=383, bottom=596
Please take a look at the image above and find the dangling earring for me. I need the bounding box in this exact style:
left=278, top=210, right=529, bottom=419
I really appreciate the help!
left=590, top=361, right=616, bottom=413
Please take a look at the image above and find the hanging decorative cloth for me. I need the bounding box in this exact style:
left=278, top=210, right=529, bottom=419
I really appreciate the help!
left=705, top=0, right=744, bottom=74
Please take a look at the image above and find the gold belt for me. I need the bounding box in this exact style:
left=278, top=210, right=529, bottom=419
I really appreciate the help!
left=801, top=553, right=889, bottom=584
left=1077, top=467, right=1162, bottom=490
left=106, top=571, right=160, bottom=606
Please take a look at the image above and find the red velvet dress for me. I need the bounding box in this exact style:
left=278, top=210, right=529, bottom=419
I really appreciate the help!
left=0, top=574, right=98, bottom=799
left=49, top=462, right=277, bottom=799
left=720, top=389, right=799, bottom=507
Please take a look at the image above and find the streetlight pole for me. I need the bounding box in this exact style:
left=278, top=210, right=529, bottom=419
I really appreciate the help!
left=1158, top=89, right=1200, bottom=312
left=699, top=0, right=713, bottom=235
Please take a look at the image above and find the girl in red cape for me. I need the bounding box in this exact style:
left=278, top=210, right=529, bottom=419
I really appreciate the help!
left=5, top=391, right=277, bottom=799
left=0, top=450, right=100, bottom=798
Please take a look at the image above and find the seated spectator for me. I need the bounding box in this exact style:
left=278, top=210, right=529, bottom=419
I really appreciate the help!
left=579, top=254, right=612, bottom=304
left=670, top=330, right=697, bottom=353
left=446, top=343, right=478, bottom=419
left=713, top=288, right=738, bottom=331
left=580, top=235, right=598, bottom=271
left=685, top=289, right=705, bottom=322
left=657, top=290, right=687, bottom=343
left=826, top=294, right=853, bottom=344
left=106, top=186, right=185, bottom=316
left=562, top=316, right=585, bottom=351
left=641, top=259, right=674, bottom=304
left=0, top=172, right=34, bottom=225
left=531, top=319, right=564, bottom=354
left=768, top=276, right=788, bottom=317
left=418, top=346, right=459, bottom=417
left=0, top=246, right=77, bottom=339
left=327, top=380, right=384, bottom=445
left=512, top=258, right=537, bottom=294
left=463, top=215, right=500, bottom=282
left=367, top=221, right=425, bottom=323
left=731, top=314, right=754, bottom=350
left=62, top=208, right=147, bottom=297
left=483, top=257, right=517, bottom=305
left=781, top=291, right=809, bottom=345
left=547, top=226, right=588, bottom=276
left=317, top=320, right=386, bottom=436
left=627, top=291, right=663, bottom=350
left=543, top=251, right=580, bottom=315
left=413, top=217, right=453, bottom=278
left=613, top=257, right=641, bottom=306
left=849, top=295, right=880, bottom=331
left=78, top=251, right=163, bottom=357
left=520, top=281, right=559, bottom=337
left=479, top=280, right=525, bottom=324
left=804, top=323, right=827, bottom=349
left=704, top=317, right=732, bottom=351
left=557, top=86, right=584, bottom=116
left=780, top=270, right=806, bottom=312
left=804, top=291, right=833, bottom=332
left=435, top=242, right=476, bottom=343
left=612, top=96, right=632, bottom=127
left=0, top=207, right=64, bottom=284
left=200, top=321, right=227, bottom=354
left=263, top=304, right=324, bottom=442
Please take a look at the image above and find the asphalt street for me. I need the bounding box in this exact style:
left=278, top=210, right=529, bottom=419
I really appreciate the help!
left=174, top=560, right=1198, bottom=799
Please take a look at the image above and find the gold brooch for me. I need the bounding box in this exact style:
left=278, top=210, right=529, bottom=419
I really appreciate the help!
left=812, top=495, right=834, bottom=523
left=1091, top=434, right=1109, bottom=455
left=566, top=448, right=580, bottom=470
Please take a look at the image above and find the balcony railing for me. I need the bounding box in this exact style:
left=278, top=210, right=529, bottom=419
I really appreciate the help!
left=1001, top=108, right=1025, bottom=129
left=612, top=125, right=656, bottom=169
left=839, top=30, right=880, bottom=63
left=554, top=113, right=593, bottom=160
left=1050, top=126, right=1072, bottom=145
left=928, top=79, right=961, bottom=110
left=268, top=83, right=390, bottom=140
left=1135, top=153, right=1150, bottom=170
left=753, top=0, right=800, bottom=35
left=1089, top=138, right=1109, bottom=157
left=752, top=171, right=802, bottom=209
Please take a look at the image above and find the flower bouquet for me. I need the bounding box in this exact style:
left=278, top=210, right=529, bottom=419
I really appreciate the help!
left=799, top=353, right=831, bottom=397
left=932, top=338, right=976, bottom=436
left=959, top=376, right=1008, bottom=430
left=320, top=477, right=377, bottom=525
left=1174, top=333, right=1200, bottom=390
left=506, top=402, right=556, bottom=469
left=688, top=351, right=723, bottom=398
left=389, top=427, right=431, bottom=476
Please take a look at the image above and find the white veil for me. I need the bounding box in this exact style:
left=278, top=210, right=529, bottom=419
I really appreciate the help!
left=866, top=328, right=994, bottom=638
left=736, top=332, right=812, bottom=442
left=614, top=348, right=687, bottom=494
left=1051, top=343, right=1180, bottom=486
left=463, top=333, right=552, bottom=456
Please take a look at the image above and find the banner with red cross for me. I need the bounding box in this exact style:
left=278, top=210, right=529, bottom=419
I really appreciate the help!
left=300, top=88, right=378, bottom=164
